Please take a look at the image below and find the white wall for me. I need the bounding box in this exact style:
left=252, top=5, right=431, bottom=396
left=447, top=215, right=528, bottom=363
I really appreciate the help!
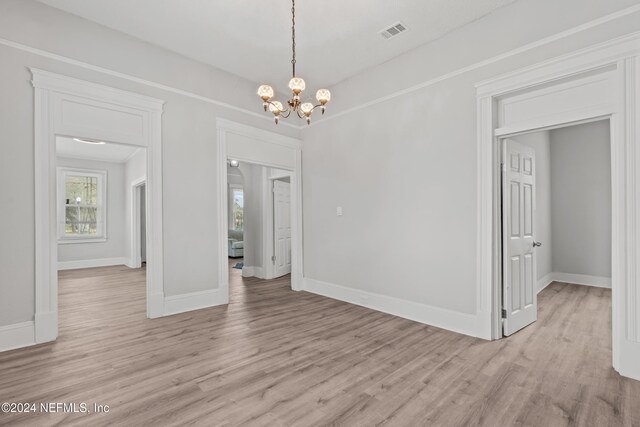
left=511, top=132, right=552, bottom=286
left=0, top=0, right=298, bottom=327
left=550, top=121, right=611, bottom=280
left=301, top=0, right=640, bottom=326
left=238, top=163, right=265, bottom=275
left=56, top=157, right=127, bottom=265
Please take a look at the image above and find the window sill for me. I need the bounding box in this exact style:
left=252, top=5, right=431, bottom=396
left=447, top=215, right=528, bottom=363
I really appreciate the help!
left=58, top=238, right=107, bottom=245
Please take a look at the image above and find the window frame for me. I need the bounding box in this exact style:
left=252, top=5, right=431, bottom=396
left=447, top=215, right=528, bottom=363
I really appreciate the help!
left=57, top=167, right=108, bottom=244
left=228, top=184, right=244, bottom=231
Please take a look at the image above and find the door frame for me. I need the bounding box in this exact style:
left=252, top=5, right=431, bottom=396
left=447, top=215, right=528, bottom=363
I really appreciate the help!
left=130, top=177, right=147, bottom=269
left=216, top=119, right=303, bottom=302
left=32, top=69, right=165, bottom=344
left=476, top=34, right=640, bottom=380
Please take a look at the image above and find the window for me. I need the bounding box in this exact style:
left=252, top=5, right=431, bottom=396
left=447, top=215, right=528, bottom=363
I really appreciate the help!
left=230, top=186, right=244, bottom=231
left=57, top=168, right=107, bottom=243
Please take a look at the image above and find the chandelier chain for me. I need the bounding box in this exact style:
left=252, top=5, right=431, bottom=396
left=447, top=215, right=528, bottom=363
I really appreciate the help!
left=291, top=0, right=296, bottom=77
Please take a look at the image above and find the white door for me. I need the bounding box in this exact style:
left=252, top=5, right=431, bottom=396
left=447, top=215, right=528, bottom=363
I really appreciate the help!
left=502, top=139, right=539, bottom=336
left=273, top=180, right=292, bottom=278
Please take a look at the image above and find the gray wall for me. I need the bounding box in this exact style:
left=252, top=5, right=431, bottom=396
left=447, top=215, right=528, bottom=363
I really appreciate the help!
left=238, top=163, right=264, bottom=272
left=0, top=0, right=298, bottom=327
left=512, top=132, right=552, bottom=282
left=550, top=121, right=611, bottom=278
left=301, top=0, right=639, bottom=315
left=56, top=157, right=127, bottom=262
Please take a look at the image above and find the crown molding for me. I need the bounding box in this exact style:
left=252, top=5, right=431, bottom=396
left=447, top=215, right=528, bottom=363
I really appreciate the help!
left=309, top=3, right=640, bottom=127
left=0, top=37, right=301, bottom=129
left=1, top=3, right=640, bottom=130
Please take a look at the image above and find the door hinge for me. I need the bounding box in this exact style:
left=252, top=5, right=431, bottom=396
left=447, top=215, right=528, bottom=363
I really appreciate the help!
left=271, top=255, right=276, bottom=263
left=501, top=308, right=507, bottom=319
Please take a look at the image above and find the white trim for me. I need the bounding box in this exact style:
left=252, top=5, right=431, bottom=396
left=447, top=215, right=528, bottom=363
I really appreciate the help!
left=241, top=266, right=264, bottom=279
left=130, top=176, right=146, bottom=269
left=217, top=119, right=304, bottom=303
left=0, top=321, right=36, bottom=352
left=537, top=273, right=554, bottom=293
left=537, top=272, right=613, bottom=292
left=163, top=290, right=225, bottom=316
left=303, top=278, right=478, bottom=337
left=310, top=6, right=640, bottom=126
left=57, top=257, right=129, bottom=270
left=56, top=167, right=107, bottom=243
left=551, top=273, right=612, bottom=289
left=476, top=36, right=640, bottom=381
left=1, top=5, right=639, bottom=129
left=0, top=38, right=299, bottom=129
left=31, top=69, right=165, bottom=348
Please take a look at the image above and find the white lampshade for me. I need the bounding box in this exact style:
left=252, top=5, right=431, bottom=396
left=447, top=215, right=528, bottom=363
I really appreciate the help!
left=300, top=102, right=314, bottom=115
left=257, top=85, right=274, bottom=101
left=316, top=89, right=331, bottom=105
left=288, top=77, right=306, bottom=94
left=269, top=101, right=283, bottom=114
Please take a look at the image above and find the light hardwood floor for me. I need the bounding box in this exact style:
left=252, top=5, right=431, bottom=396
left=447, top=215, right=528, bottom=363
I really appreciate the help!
left=0, top=264, right=638, bottom=426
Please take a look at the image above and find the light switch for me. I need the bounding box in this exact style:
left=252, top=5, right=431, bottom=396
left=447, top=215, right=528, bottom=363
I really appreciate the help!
left=336, top=206, right=343, bottom=216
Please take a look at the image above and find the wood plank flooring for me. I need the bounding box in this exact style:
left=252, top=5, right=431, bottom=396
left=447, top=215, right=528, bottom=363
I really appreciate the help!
left=0, top=264, right=638, bottom=426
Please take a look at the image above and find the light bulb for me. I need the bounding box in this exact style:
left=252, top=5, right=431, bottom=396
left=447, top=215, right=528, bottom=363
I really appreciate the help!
left=269, top=101, right=283, bottom=115
left=288, top=77, right=306, bottom=95
left=300, top=102, right=314, bottom=115
left=257, top=85, right=274, bottom=101
left=316, top=89, right=331, bottom=105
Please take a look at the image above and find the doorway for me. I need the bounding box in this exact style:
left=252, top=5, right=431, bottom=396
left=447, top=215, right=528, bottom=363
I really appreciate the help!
left=55, top=136, right=149, bottom=335
left=216, top=119, right=303, bottom=303
left=500, top=120, right=612, bottom=336
left=476, top=44, right=640, bottom=380
left=32, top=69, right=164, bottom=344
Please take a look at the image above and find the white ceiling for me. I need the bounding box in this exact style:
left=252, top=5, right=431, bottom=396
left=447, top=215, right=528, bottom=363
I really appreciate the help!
left=37, top=0, right=516, bottom=93
left=56, top=136, right=141, bottom=163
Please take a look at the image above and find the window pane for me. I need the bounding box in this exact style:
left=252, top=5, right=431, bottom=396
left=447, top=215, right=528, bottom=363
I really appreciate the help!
left=66, top=175, right=98, bottom=205
left=232, top=189, right=243, bottom=231
left=65, top=206, right=98, bottom=236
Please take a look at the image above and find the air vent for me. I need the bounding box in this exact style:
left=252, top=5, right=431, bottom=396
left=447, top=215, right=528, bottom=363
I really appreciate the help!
left=380, top=22, right=408, bottom=39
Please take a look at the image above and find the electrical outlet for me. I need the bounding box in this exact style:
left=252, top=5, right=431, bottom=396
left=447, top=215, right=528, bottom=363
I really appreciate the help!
left=336, top=206, right=343, bottom=216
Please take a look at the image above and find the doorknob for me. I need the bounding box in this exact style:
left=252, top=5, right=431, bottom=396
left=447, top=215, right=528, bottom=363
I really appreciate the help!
left=533, top=241, right=542, bottom=247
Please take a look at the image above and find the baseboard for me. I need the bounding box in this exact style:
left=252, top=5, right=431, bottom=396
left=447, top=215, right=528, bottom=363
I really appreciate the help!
left=303, top=278, right=479, bottom=337
left=242, top=266, right=264, bottom=279
left=0, top=321, right=35, bottom=352
left=163, top=289, right=226, bottom=316
left=537, top=273, right=554, bottom=293
left=550, top=272, right=611, bottom=288
left=34, top=310, right=58, bottom=343
left=57, top=257, right=128, bottom=270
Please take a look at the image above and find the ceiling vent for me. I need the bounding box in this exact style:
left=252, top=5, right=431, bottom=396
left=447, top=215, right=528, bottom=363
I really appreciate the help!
left=380, top=22, right=408, bottom=39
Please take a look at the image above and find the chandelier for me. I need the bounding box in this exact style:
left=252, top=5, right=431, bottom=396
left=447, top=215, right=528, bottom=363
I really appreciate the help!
left=257, top=0, right=331, bottom=125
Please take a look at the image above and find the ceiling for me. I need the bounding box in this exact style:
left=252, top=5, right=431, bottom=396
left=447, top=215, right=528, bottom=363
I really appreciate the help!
left=56, top=136, right=141, bottom=163
left=37, top=0, right=516, bottom=95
